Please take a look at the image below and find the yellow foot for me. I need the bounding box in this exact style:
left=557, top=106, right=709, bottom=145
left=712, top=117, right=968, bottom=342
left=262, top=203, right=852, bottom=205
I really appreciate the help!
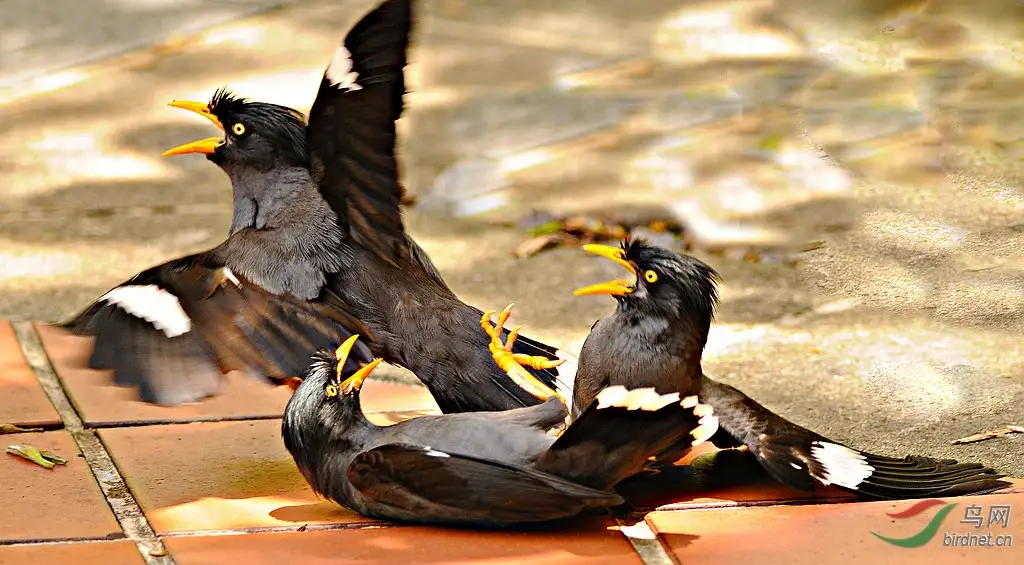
left=480, top=303, right=565, bottom=403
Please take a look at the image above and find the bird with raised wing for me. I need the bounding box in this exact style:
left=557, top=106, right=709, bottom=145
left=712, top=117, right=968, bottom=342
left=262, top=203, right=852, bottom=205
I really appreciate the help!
left=65, top=0, right=567, bottom=411
left=156, top=0, right=567, bottom=412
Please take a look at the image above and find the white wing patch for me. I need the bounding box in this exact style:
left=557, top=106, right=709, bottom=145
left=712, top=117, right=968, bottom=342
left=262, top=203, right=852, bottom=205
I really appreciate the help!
left=222, top=267, right=241, bottom=287
left=596, top=386, right=680, bottom=411
left=552, top=347, right=578, bottom=414
left=100, top=285, right=191, bottom=338
left=682, top=395, right=719, bottom=446
left=810, top=441, right=874, bottom=489
left=423, top=447, right=450, bottom=458
left=325, top=46, right=362, bottom=91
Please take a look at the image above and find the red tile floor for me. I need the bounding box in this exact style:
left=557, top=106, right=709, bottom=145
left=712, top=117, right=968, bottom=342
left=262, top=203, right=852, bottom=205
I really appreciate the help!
left=2, top=320, right=1021, bottom=564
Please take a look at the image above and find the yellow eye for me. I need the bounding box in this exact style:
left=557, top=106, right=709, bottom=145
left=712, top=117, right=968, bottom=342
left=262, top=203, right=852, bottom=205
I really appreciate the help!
left=232, top=122, right=245, bottom=135
left=325, top=384, right=338, bottom=397
left=644, top=270, right=658, bottom=283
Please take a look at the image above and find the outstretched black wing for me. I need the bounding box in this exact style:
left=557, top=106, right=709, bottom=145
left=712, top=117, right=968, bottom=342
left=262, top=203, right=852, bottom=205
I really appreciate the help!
left=700, top=376, right=1011, bottom=499
left=63, top=254, right=370, bottom=406
left=538, top=386, right=714, bottom=491
left=306, top=0, right=411, bottom=268
left=348, top=443, right=622, bottom=527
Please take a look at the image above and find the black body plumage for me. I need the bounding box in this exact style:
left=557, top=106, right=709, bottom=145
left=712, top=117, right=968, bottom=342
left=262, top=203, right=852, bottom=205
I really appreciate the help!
left=282, top=341, right=714, bottom=527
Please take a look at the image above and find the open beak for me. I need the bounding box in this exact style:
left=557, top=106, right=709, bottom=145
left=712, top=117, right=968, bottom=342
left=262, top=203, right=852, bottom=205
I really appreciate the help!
left=573, top=244, right=637, bottom=296
left=164, top=100, right=225, bottom=157
left=162, top=136, right=222, bottom=156
left=333, top=334, right=383, bottom=393
left=168, top=100, right=224, bottom=130
left=340, top=358, right=384, bottom=393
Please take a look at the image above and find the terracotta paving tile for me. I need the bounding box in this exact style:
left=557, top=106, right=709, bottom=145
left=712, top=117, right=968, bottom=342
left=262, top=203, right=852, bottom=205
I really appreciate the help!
left=617, top=445, right=850, bottom=511
left=165, top=515, right=641, bottom=565
left=0, top=321, right=61, bottom=428
left=0, top=431, right=121, bottom=541
left=37, top=324, right=438, bottom=425
left=647, top=492, right=1024, bottom=565
left=98, top=419, right=376, bottom=533
left=0, top=541, right=143, bottom=565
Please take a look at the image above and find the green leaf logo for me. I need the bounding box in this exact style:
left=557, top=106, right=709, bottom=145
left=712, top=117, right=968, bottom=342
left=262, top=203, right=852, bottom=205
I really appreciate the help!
left=871, top=500, right=956, bottom=548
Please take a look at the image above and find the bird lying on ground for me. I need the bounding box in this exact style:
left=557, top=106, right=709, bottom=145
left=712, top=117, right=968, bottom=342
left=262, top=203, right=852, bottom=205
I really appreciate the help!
left=281, top=318, right=718, bottom=527
left=62, top=0, right=566, bottom=412
left=568, top=237, right=1011, bottom=500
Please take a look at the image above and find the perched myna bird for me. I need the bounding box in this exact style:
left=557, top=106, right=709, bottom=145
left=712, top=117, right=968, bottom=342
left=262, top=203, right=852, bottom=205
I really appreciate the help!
left=571, top=238, right=1011, bottom=499
left=281, top=317, right=719, bottom=527
left=63, top=0, right=565, bottom=410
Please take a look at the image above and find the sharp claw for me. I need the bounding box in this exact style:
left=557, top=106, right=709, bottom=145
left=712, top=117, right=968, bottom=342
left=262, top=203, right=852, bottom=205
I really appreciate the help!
left=505, top=327, right=520, bottom=351
left=496, top=303, right=515, bottom=328
left=480, top=310, right=500, bottom=340
left=480, top=303, right=563, bottom=404
left=512, top=354, right=565, bottom=370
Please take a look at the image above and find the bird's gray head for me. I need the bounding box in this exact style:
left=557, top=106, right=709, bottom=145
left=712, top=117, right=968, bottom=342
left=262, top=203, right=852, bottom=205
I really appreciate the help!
left=573, top=237, right=720, bottom=327
left=281, top=335, right=378, bottom=495
left=162, top=87, right=309, bottom=171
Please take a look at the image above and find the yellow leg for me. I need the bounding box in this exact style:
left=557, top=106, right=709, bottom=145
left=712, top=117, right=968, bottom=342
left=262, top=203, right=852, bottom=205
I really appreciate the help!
left=480, top=304, right=565, bottom=403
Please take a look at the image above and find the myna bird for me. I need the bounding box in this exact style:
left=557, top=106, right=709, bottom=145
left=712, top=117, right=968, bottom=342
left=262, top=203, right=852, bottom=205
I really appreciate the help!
left=147, top=0, right=567, bottom=412
left=281, top=317, right=719, bottom=527
left=61, top=92, right=371, bottom=404
left=571, top=238, right=1011, bottom=499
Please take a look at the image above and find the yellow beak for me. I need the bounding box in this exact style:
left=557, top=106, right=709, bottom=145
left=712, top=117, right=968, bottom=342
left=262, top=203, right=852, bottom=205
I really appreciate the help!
left=573, top=280, right=635, bottom=296
left=168, top=100, right=224, bottom=130
left=162, top=136, right=222, bottom=156
left=573, top=244, right=638, bottom=296
left=164, top=100, right=225, bottom=157
left=340, top=358, right=384, bottom=393
left=333, top=334, right=383, bottom=393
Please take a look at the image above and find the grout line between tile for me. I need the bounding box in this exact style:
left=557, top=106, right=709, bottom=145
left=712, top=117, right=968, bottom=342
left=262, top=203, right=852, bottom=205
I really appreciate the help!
left=159, top=521, right=395, bottom=538
left=0, top=536, right=127, bottom=547
left=638, top=495, right=854, bottom=513
left=85, top=415, right=283, bottom=429
left=80, top=407, right=438, bottom=429
left=11, top=322, right=176, bottom=565
left=614, top=516, right=679, bottom=565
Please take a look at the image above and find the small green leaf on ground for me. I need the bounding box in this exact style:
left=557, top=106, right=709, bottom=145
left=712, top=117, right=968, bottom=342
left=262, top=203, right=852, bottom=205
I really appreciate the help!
left=528, top=220, right=564, bottom=237
left=6, top=444, right=67, bottom=469
left=799, top=240, right=827, bottom=252
left=1, top=424, right=43, bottom=434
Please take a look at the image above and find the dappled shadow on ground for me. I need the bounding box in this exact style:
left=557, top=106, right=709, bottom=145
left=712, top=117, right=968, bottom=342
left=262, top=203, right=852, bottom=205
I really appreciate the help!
left=1, top=0, right=1023, bottom=476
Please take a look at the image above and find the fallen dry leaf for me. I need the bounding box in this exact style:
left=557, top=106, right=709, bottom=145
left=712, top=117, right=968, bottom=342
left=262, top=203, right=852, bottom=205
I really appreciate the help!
left=514, top=234, right=564, bottom=258
left=515, top=212, right=683, bottom=258
left=6, top=444, right=68, bottom=469
left=1, top=424, right=43, bottom=434
left=951, top=425, right=1024, bottom=445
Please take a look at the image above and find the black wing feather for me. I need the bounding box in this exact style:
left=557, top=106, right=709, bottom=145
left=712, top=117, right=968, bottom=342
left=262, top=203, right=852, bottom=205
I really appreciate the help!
left=348, top=443, right=622, bottom=526
left=538, top=390, right=706, bottom=490
left=63, top=255, right=368, bottom=406
left=307, top=0, right=412, bottom=266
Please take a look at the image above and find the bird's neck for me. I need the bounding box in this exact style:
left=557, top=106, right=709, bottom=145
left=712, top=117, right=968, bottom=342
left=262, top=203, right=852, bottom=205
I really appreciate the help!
left=219, top=163, right=322, bottom=235
left=620, top=302, right=710, bottom=369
